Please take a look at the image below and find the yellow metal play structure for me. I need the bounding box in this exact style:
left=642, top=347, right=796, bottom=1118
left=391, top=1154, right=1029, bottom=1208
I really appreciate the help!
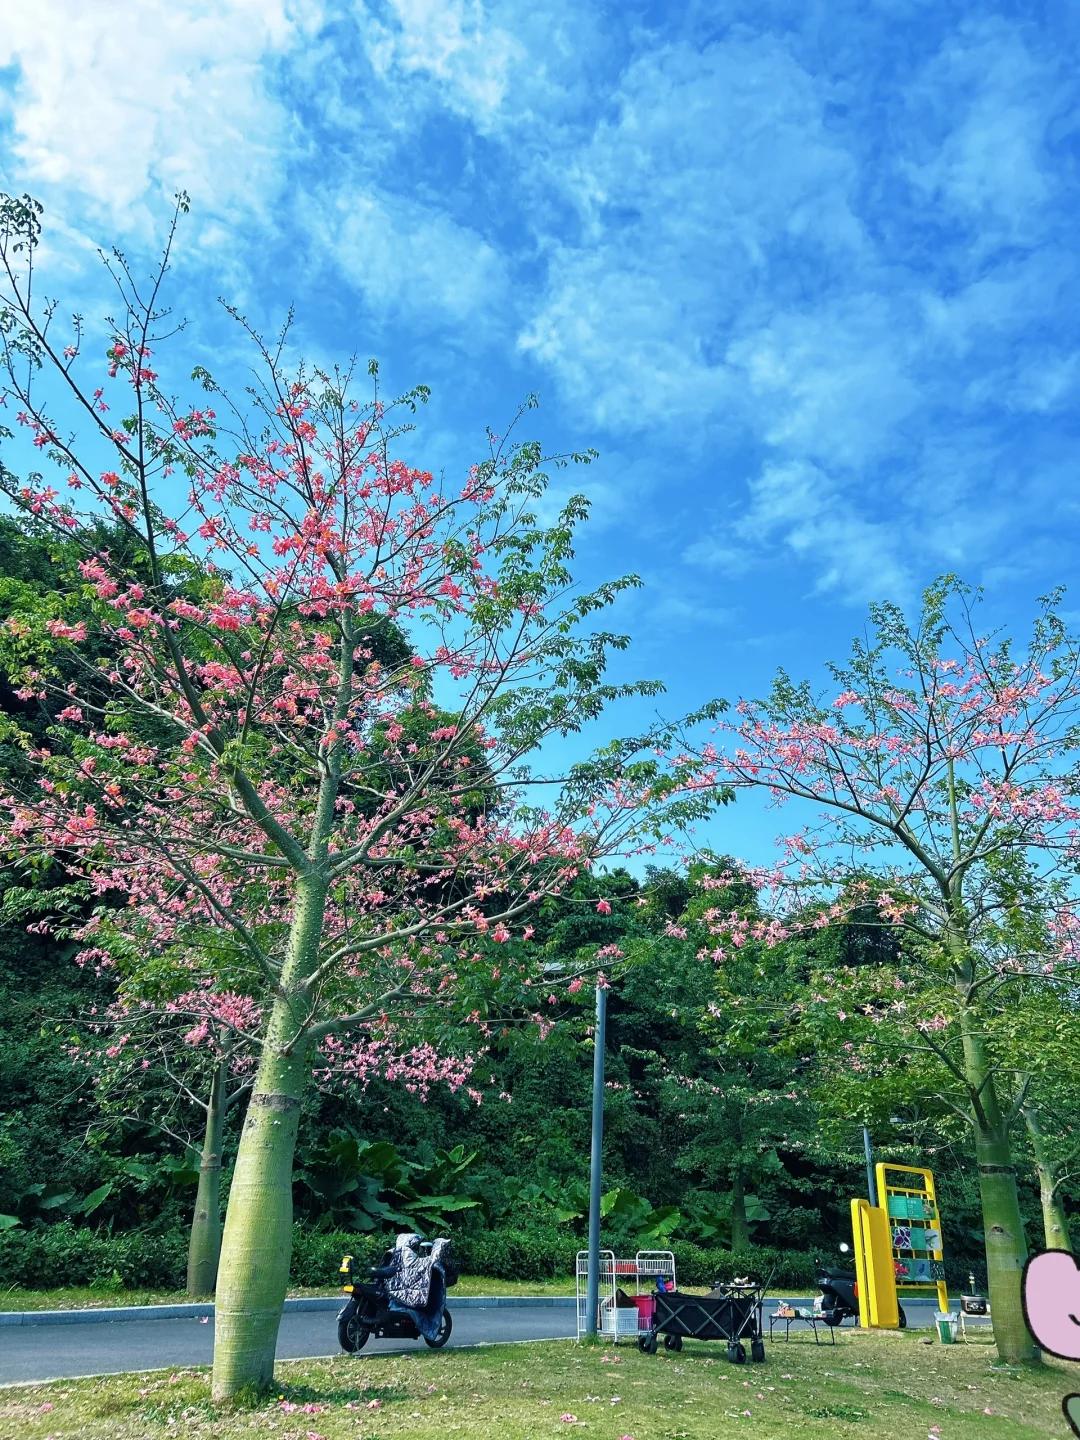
left=850, top=1163, right=948, bottom=1328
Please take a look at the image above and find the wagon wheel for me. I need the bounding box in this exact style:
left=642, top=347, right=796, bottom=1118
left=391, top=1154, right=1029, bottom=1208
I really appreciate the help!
left=663, top=1333, right=683, bottom=1352
left=638, top=1329, right=659, bottom=1354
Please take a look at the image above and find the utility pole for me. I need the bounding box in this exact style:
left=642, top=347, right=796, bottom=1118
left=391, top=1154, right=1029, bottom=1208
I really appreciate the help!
left=585, top=981, right=607, bottom=1337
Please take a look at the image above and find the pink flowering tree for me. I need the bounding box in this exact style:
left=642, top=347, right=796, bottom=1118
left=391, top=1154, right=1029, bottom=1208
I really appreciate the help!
left=72, top=977, right=482, bottom=1295
left=68, top=988, right=260, bottom=1295
left=684, top=580, right=1080, bottom=1363
left=0, top=196, right=711, bottom=1396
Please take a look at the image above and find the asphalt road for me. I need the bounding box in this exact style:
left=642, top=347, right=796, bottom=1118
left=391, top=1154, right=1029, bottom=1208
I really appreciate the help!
left=1, top=1298, right=983, bottom=1386
left=0, top=1305, right=578, bottom=1385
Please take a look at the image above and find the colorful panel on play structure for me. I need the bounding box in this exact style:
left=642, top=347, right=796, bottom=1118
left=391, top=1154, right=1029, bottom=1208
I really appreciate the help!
left=876, top=1162, right=949, bottom=1313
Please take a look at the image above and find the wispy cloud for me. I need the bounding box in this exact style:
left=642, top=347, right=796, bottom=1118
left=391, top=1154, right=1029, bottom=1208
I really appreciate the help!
left=2, top=0, right=1079, bottom=628
left=685, top=459, right=912, bottom=603
left=0, top=0, right=319, bottom=234
left=361, top=0, right=523, bottom=125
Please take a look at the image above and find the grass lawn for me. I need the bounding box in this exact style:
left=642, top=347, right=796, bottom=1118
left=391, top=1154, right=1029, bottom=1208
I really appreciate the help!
left=0, top=1277, right=578, bottom=1311
left=3, top=1329, right=1076, bottom=1439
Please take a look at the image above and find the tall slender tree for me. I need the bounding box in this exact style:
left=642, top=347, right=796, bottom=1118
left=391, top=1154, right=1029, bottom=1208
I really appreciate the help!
left=684, top=580, right=1080, bottom=1363
left=0, top=195, right=712, bottom=1396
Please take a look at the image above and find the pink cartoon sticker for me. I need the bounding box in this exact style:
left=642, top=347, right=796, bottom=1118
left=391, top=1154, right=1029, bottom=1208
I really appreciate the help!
left=1021, top=1250, right=1080, bottom=1436
left=1023, top=1251, right=1080, bottom=1360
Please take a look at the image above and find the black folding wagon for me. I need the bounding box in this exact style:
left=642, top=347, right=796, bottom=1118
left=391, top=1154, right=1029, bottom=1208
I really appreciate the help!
left=637, top=1276, right=769, bottom=1363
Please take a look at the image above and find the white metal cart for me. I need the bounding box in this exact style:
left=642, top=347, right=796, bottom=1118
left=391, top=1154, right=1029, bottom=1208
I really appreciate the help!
left=575, top=1249, right=677, bottom=1341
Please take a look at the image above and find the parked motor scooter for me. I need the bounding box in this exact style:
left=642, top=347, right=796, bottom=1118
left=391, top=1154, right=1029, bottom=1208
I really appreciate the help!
left=336, top=1239, right=458, bottom=1353
left=815, top=1243, right=907, bottom=1328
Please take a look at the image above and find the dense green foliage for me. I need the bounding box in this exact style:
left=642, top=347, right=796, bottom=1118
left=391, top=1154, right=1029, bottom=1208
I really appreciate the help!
left=0, top=519, right=1071, bottom=1295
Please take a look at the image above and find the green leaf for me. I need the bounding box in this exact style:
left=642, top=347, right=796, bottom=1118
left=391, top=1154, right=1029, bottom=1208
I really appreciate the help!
left=639, top=1205, right=681, bottom=1241
left=37, top=1190, right=75, bottom=1211
left=76, top=1183, right=113, bottom=1215
left=745, top=1194, right=771, bottom=1223
left=355, top=1140, right=404, bottom=1177
left=0, top=1214, right=21, bottom=1230
left=167, top=1168, right=200, bottom=1188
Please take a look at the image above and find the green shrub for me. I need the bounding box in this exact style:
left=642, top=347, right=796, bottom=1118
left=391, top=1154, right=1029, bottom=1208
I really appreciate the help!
left=0, top=1218, right=854, bottom=1298
left=0, top=1222, right=186, bottom=1291
left=673, top=1243, right=823, bottom=1289
left=453, top=1226, right=580, bottom=1280
left=288, top=1228, right=387, bottom=1287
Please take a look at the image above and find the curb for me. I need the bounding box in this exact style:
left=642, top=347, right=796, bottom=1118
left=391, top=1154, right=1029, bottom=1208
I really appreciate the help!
left=0, top=1295, right=576, bottom=1327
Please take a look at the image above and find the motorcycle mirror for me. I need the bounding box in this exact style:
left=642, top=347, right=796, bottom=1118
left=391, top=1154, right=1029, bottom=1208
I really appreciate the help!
left=838, top=1242, right=850, bottom=1254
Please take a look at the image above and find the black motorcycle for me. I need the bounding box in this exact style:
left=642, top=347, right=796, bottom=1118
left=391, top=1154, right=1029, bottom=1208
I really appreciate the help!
left=337, top=1243, right=456, bottom=1353
left=816, top=1243, right=907, bottom=1329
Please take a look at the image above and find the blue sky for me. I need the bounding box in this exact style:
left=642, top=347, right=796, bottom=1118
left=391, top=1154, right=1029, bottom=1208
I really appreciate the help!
left=2, top=0, right=1080, bottom=863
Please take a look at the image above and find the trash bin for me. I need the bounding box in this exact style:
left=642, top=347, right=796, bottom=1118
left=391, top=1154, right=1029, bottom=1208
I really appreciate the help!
left=935, top=1312, right=957, bottom=1344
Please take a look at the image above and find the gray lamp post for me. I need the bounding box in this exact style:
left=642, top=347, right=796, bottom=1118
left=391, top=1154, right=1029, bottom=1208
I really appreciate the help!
left=863, top=1125, right=877, bottom=1208
left=584, top=981, right=607, bottom=1337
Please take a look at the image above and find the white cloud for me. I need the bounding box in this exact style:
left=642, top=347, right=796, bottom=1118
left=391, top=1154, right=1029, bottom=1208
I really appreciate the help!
left=0, top=0, right=317, bottom=232
left=519, top=258, right=738, bottom=431
left=4, top=0, right=1077, bottom=615
left=510, top=16, right=1077, bottom=603
left=317, top=188, right=508, bottom=326
left=725, top=295, right=922, bottom=471
left=360, top=0, right=522, bottom=127
left=519, top=34, right=866, bottom=430
left=686, top=459, right=911, bottom=602
left=898, top=18, right=1060, bottom=248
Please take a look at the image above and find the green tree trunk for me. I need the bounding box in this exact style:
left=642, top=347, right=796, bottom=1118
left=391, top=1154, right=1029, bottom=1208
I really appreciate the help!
left=186, top=1039, right=228, bottom=1296
left=1022, top=1105, right=1072, bottom=1252
left=959, top=1022, right=1036, bottom=1363
left=211, top=877, right=326, bottom=1401
left=730, top=1168, right=750, bottom=1251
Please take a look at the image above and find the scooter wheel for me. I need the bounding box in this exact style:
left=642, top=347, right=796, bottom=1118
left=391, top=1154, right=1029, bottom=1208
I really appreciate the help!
left=338, top=1311, right=371, bottom=1353
left=424, top=1309, right=453, bottom=1349
left=663, top=1333, right=683, bottom=1352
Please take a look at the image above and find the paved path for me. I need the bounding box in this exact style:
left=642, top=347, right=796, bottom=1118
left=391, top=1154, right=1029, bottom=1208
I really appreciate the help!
left=0, top=1305, right=577, bottom=1385
left=1, top=1297, right=986, bottom=1386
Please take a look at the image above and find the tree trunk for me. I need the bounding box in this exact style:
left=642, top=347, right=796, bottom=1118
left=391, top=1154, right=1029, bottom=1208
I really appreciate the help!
left=1022, top=1104, right=1072, bottom=1253
left=186, top=1039, right=228, bottom=1296
left=959, top=1021, right=1036, bottom=1363
left=211, top=876, right=326, bottom=1401
left=730, top=1167, right=750, bottom=1251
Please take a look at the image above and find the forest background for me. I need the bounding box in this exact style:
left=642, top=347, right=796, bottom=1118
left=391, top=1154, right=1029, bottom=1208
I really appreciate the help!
left=1, top=508, right=1068, bottom=1300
